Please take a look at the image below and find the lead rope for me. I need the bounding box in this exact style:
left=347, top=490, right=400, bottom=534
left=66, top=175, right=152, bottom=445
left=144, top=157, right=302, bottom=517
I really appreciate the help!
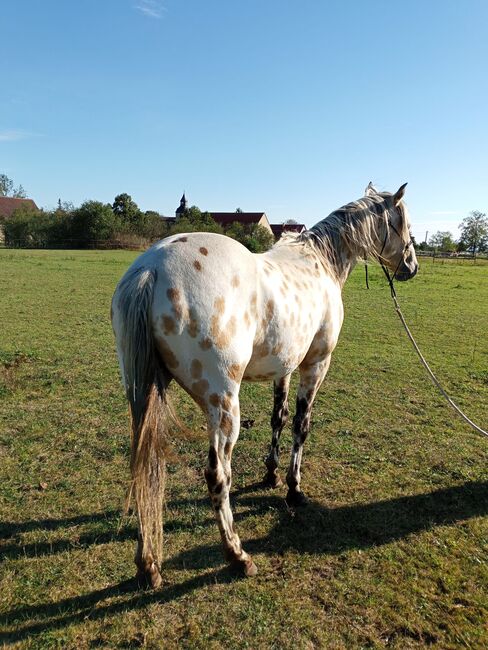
left=380, top=263, right=488, bottom=438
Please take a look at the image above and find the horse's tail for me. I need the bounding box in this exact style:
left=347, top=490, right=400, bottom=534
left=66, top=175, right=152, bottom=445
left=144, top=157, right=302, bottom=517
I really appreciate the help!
left=112, top=265, right=169, bottom=585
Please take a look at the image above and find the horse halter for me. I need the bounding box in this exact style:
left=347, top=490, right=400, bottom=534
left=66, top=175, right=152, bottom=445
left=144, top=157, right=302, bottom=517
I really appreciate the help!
left=378, top=216, right=414, bottom=297
left=379, top=217, right=413, bottom=260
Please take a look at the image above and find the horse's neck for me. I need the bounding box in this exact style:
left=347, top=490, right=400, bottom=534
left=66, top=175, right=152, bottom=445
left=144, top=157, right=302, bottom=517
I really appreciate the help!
left=330, top=244, right=356, bottom=288
left=311, top=211, right=380, bottom=287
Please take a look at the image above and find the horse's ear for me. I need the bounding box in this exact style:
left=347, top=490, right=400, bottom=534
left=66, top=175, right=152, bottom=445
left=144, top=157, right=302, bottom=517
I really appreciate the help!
left=364, top=181, right=377, bottom=197
left=393, top=183, right=408, bottom=205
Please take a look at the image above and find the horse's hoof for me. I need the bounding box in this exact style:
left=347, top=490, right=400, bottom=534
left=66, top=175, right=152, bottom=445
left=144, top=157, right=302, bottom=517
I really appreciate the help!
left=262, top=472, right=283, bottom=489
left=136, top=562, right=163, bottom=589
left=230, top=557, right=258, bottom=577
left=285, top=489, right=308, bottom=507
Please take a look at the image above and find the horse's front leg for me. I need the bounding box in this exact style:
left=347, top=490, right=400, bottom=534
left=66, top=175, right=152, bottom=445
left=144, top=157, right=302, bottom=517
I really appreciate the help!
left=204, top=389, right=257, bottom=577
left=286, top=356, right=331, bottom=507
left=263, top=375, right=291, bottom=488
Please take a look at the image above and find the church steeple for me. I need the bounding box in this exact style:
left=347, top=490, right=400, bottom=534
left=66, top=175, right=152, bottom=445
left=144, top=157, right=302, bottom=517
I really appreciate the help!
left=175, top=192, right=188, bottom=218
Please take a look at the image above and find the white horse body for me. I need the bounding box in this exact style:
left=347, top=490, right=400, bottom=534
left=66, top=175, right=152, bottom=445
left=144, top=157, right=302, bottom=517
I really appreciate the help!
left=111, top=183, right=418, bottom=587
left=115, top=231, right=344, bottom=393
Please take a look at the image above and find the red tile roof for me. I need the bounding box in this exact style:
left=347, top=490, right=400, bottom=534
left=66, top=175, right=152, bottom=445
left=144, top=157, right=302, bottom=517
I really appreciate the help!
left=0, top=196, right=39, bottom=218
left=270, top=223, right=306, bottom=238
left=209, top=212, right=266, bottom=227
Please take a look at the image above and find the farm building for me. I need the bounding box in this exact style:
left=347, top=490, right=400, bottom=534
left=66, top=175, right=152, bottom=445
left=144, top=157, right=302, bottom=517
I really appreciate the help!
left=0, top=196, right=39, bottom=243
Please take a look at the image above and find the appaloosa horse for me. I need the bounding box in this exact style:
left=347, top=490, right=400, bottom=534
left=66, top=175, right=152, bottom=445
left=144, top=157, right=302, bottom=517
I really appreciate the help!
left=111, top=182, right=418, bottom=587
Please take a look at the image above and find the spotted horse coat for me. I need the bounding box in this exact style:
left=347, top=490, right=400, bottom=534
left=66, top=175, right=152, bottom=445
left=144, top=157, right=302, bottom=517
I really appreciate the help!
left=111, top=183, right=418, bottom=587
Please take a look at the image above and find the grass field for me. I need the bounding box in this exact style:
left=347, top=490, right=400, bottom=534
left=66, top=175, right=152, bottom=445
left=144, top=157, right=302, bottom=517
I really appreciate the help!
left=0, top=249, right=487, bottom=649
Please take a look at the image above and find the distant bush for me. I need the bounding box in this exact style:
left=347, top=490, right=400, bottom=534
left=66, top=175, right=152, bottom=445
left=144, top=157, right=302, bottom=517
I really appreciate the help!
left=3, top=207, right=64, bottom=247
left=167, top=206, right=224, bottom=237
left=225, top=221, right=274, bottom=252
left=70, top=201, right=120, bottom=247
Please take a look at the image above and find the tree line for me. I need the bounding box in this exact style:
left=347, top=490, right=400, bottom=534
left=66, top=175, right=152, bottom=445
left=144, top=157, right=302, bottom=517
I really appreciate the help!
left=418, top=211, right=488, bottom=255
left=2, top=174, right=486, bottom=255
left=1, top=177, right=274, bottom=253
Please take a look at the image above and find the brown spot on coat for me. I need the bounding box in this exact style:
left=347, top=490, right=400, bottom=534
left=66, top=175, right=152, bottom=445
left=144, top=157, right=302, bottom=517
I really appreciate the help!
left=175, top=236, right=188, bottom=243
left=271, top=342, right=283, bottom=356
left=211, top=308, right=236, bottom=350
left=244, top=311, right=251, bottom=328
left=192, top=379, right=209, bottom=396
left=191, top=359, right=203, bottom=379
left=250, top=292, right=257, bottom=318
left=199, top=246, right=208, bottom=256
left=214, top=297, right=225, bottom=315
left=187, top=308, right=199, bottom=338
left=231, top=275, right=240, bottom=288
left=220, top=412, right=233, bottom=436
left=199, top=337, right=212, bottom=350
left=209, top=393, right=220, bottom=408
left=228, top=363, right=243, bottom=382
left=158, top=339, right=179, bottom=369
left=266, top=300, right=275, bottom=321
left=255, top=341, right=269, bottom=358
left=221, top=393, right=232, bottom=413
left=162, top=315, right=176, bottom=335
left=193, top=260, right=202, bottom=271
left=167, top=288, right=185, bottom=320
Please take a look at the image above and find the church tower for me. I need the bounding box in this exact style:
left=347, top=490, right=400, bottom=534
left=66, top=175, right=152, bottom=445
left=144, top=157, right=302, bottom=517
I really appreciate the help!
left=175, top=192, right=188, bottom=219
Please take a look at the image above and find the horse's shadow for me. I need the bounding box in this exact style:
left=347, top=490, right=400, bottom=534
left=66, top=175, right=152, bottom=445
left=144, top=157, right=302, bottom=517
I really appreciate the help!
left=171, top=479, right=488, bottom=567
left=1, top=481, right=487, bottom=643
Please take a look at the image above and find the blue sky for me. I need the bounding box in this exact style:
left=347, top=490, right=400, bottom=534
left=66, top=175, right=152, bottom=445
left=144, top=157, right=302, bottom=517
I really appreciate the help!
left=1, top=0, right=487, bottom=241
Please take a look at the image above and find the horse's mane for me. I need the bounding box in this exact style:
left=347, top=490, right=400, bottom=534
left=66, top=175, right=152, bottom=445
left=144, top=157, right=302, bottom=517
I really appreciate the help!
left=274, top=192, right=409, bottom=282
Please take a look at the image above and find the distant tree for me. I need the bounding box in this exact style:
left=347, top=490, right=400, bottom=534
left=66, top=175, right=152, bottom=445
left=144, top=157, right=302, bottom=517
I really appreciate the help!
left=428, top=231, right=456, bottom=252
left=235, top=207, right=243, bottom=213
left=459, top=211, right=488, bottom=255
left=283, top=219, right=298, bottom=225
left=144, top=210, right=161, bottom=220
left=112, top=193, right=143, bottom=231
left=13, top=184, right=26, bottom=198
left=71, top=201, right=119, bottom=246
left=56, top=199, right=74, bottom=214
left=225, top=221, right=274, bottom=252
left=169, top=207, right=224, bottom=236
left=225, top=221, right=246, bottom=241
left=0, top=173, right=26, bottom=198
left=3, top=204, right=41, bottom=247
left=245, top=223, right=274, bottom=252
left=142, top=211, right=168, bottom=240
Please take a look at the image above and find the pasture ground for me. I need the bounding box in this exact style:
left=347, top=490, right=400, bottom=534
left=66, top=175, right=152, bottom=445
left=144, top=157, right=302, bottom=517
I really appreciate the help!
left=0, top=249, right=487, bottom=649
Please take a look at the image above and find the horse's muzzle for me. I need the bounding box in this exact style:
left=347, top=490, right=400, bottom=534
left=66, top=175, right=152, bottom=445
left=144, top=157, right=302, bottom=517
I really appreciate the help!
left=394, top=264, right=418, bottom=282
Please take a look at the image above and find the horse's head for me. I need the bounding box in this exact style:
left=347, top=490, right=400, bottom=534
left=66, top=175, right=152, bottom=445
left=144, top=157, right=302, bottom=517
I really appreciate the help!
left=365, top=182, right=419, bottom=281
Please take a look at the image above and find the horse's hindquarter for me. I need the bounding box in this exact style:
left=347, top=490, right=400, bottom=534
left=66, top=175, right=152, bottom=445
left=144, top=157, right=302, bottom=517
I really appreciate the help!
left=148, top=233, right=259, bottom=399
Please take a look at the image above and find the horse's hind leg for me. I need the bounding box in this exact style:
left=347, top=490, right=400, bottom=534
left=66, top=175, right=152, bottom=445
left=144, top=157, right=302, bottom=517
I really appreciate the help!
left=204, top=390, right=257, bottom=577
left=263, top=375, right=291, bottom=488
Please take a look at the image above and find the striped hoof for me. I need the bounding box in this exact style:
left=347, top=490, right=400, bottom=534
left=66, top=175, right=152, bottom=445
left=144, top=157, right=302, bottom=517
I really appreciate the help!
left=285, top=489, right=308, bottom=507
left=136, top=562, right=163, bottom=589
left=230, top=557, right=258, bottom=577
left=262, top=471, right=283, bottom=489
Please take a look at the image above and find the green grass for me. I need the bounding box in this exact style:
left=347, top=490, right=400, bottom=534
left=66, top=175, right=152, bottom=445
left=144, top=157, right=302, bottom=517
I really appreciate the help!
left=0, top=249, right=487, bottom=649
